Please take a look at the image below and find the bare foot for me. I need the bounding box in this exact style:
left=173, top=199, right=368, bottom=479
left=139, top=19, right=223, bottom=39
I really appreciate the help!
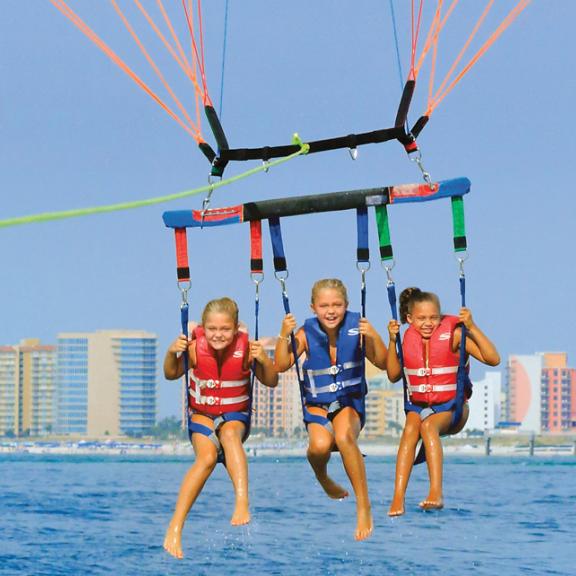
left=419, top=496, right=444, bottom=510
left=388, top=495, right=405, bottom=517
left=355, top=506, right=373, bottom=541
left=163, top=522, right=184, bottom=559
left=317, top=475, right=349, bottom=499
left=230, top=501, right=251, bottom=526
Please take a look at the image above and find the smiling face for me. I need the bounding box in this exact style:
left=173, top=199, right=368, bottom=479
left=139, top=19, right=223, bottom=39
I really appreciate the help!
left=310, top=288, right=348, bottom=332
left=202, top=312, right=237, bottom=351
left=407, top=300, right=441, bottom=339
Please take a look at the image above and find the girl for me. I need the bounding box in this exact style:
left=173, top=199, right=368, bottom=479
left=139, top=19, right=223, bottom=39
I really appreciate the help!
left=386, top=287, right=500, bottom=516
left=275, top=279, right=387, bottom=541
left=163, top=297, right=278, bottom=559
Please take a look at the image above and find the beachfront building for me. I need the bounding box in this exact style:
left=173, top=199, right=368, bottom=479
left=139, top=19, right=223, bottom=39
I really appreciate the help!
left=0, top=340, right=56, bottom=437
left=540, top=353, right=576, bottom=434
left=250, top=337, right=302, bottom=437
left=505, top=352, right=576, bottom=434
left=362, top=362, right=405, bottom=438
left=467, top=372, right=502, bottom=433
left=56, top=330, right=157, bottom=437
left=505, top=354, right=543, bottom=433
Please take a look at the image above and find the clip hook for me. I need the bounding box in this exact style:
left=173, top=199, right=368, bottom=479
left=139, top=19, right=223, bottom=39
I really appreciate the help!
left=200, top=175, right=217, bottom=228
left=409, top=149, right=434, bottom=190
left=349, top=147, right=358, bottom=161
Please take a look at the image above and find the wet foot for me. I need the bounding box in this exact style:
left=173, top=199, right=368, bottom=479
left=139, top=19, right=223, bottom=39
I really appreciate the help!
left=388, top=495, right=405, bottom=517
left=355, top=506, right=373, bottom=541
left=230, top=501, right=251, bottom=525
left=419, top=495, right=444, bottom=511
left=163, top=522, right=184, bottom=559
left=317, top=475, right=349, bottom=499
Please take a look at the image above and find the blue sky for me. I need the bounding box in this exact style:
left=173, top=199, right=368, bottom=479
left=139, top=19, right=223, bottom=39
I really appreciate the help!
left=1, top=2, right=573, bottom=418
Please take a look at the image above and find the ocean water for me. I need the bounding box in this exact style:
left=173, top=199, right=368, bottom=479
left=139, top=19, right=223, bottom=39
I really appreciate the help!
left=0, top=453, right=573, bottom=576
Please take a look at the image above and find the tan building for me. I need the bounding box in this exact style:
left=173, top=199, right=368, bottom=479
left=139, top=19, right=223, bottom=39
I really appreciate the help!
left=251, top=337, right=302, bottom=437
left=0, top=339, right=56, bottom=437
left=362, top=361, right=405, bottom=438
left=57, top=330, right=157, bottom=437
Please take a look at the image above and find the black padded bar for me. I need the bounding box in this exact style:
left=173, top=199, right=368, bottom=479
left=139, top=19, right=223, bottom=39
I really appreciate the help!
left=394, top=80, right=416, bottom=128
left=217, top=126, right=405, bottom=163
left=198, top=142, right=216, bottom=163
left=243, top=187, right=389, bottom=222
left=410, top=115, right=429, bottom=139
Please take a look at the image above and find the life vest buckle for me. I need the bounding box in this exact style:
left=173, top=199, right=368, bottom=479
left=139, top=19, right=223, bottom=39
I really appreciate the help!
left=417, top=384, right=431, bottom=393
left=329, top=365, right=340, bottom=376
left=205, top=396, right=217, bottom=406
left=417, top=368, right=431, bottom=377
left=206, top=379, right=217, bottom=389
left=328, top=383, right=339, bottom=393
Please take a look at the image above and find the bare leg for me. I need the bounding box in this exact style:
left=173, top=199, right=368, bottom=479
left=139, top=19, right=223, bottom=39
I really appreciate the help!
left=333, top=408, right=372, bottom=541
left=419, top=405, right=469, bottom=510
left=163, top=415, right=218, bottom=559
left=388, top=412, right=422, bottom=517
left=306, top=406, right=349, bottom=499
left=219, top=420, right=250, bottom=525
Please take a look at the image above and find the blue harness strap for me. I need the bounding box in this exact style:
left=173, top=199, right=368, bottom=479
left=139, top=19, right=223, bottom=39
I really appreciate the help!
left=269, top=217, right=333, bottom=431
left=189, top=412, right=251, bottom=464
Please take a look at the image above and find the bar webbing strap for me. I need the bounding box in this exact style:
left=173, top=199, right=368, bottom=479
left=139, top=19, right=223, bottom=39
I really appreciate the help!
left=250, top=221, right=263, bottom=274
left=174, top=228, right=190, bottom=282
left=356, top=207, right=369, bottom=264
left=204, top=105, right=230, bottom=177
left=375, top=205, right=394, bottom=261
left=268, top=217, right=287, bottom=273
left=451, top=274, right=468, bottom=430
left=451, top=196, right=467, bottom=252
left=180, top=302, right=191, bottom=430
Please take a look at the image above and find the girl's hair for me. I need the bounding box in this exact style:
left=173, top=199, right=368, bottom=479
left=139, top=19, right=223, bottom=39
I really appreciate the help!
left=311, top=278, right=349, bottom=305
left=201, top=297, right=239, bottom=326
left=399, top=287, right=441, bottom=324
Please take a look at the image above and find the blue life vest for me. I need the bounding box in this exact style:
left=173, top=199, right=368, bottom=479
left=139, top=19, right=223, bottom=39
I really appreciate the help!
left=302, top=311, right=365, bottom=405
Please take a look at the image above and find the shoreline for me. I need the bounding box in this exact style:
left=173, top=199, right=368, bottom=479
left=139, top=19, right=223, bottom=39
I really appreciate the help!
left=1, top=438, right=575, bottom=457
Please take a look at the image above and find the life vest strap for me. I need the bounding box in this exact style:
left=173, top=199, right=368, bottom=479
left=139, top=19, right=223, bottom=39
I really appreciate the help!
left=408, top=383, right=457, bottom=394
left=191, top=376, right=250, bottom=390
left=191, top=393, right=250, bottom=407
left=306, top=360, right=362, bottom=377
left=305, top=377, right=363, bottom=396
left=404, top=365, right=458, bottom=377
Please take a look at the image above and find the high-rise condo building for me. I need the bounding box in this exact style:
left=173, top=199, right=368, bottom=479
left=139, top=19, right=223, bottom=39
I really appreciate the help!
left=467, top=371, right=502, bottom=432
left=0, top=339, right=56, bottom=437
left=56, top=330, right=157, bottom=437
left=506, top=352, right=576, bottom=434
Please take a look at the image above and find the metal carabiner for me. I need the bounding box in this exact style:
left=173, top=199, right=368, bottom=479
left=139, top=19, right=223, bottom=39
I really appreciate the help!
left=409, top=149, right=434, bottom=190
left=456, top=252, right=469, bottom=278
left=349, top=147, right=358, bottom=161
left=200, top=175, right=217, bottom=228
left=178, top=281, right=191, bottom=306
left=382, top=260, right=396, bottom=286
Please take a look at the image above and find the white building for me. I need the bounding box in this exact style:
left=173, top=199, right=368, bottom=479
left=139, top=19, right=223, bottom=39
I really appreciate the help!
left=467, top=371, right=502, bottom=433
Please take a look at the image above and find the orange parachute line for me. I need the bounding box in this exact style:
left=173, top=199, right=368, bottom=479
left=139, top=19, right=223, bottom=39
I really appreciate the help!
left=133, top=0, right=204, bottom=138
left=182, top=0, right=212, bottom=107
left=151, top=0, right=205, bottom=128
left=421, top=0, right=532, bottom=117
left=109, top=0, right=199, bottom=136
left=49, top=0, right=206, bottom=144
left=409, top=0, right=425, bottom=80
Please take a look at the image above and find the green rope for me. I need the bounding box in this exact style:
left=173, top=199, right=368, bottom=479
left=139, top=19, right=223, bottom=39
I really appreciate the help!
left=0, top=142, right=309, bottom=229
left=375, top=204, right=394, bottom=261
left=451, top=196, right=467, bottom=252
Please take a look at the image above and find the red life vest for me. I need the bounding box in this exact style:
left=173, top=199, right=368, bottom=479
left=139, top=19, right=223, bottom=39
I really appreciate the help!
left=189, top=327, right=251, bottom=416
left=402, top=315, right=464, bottom=405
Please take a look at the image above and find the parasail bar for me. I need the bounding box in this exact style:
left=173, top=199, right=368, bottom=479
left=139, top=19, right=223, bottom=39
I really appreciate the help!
left=162, top=177, right=471, bottom=229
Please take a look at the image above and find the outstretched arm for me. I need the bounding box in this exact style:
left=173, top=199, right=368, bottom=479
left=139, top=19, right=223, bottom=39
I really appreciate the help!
left=250, top=340, right=279, bottom=388
left=163, top=334, right=193, bottom=380
left=274, top=314, right=306, bottom=372
left=359, top=318, right=387, bottom=370
left=454, top=308, right=500, bottom=366
left=386, top=320, right=403, bottom=382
